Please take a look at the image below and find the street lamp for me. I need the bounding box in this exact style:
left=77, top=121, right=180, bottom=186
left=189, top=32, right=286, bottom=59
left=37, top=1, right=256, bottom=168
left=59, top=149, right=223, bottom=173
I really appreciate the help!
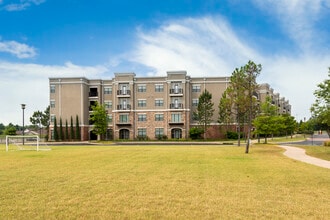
left=21, top=104, right=26, bottom=145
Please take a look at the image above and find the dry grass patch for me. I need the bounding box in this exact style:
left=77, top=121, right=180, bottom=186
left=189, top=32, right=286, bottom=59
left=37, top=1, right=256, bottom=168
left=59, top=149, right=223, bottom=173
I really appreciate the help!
left=0, top=144, right=329, bottom=219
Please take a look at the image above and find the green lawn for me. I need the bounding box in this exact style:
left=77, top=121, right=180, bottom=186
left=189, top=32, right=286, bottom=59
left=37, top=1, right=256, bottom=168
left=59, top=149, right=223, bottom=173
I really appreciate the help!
left=0, top=144, right=329, bottom=219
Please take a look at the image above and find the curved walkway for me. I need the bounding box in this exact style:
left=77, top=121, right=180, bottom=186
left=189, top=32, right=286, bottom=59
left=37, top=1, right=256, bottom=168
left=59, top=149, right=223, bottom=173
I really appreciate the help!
left=278, top=145, right=330, bottom=169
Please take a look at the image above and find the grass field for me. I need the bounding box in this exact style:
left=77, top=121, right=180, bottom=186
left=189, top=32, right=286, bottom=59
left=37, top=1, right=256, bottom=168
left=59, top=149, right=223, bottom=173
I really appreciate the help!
left=296, top=145, right=330, bottom=161
left=0, top=144, right=329, bottom=219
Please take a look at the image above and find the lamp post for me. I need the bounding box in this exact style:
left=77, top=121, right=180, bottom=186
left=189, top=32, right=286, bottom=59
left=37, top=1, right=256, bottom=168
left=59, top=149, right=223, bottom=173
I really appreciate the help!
left=21, top=104, right=26, bottom=145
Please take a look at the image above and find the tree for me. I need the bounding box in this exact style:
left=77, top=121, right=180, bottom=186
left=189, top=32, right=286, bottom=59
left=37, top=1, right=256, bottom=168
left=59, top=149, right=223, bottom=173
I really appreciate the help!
left=226, top=61, right=261, bottom=152
left=253, top=96, right=278, bottom=143
left=53, top=117, right=59, bottom=141
left=4, top=124, right=17, bottom=135
left=43, top=106, right=50, bottom=140
left=241, top=61, right=261, bottom=153
left=59, top=118, right=63, bottom=141
left=30, top=106, right=50, bottom=137
left=70, top=116, right=74, bottom=141
left=75, top=115, right=81, bottom=141
left=194, top=90, right=214, bottom=139
left=90, top=102, right=108, bottom=140
left=30, top=110, right=43, bottom=136
left=65, top=119, right=69, bottom=141
left=226, top=67, right=247, bottom=146
left=311, top=69, right=330, bottom=136
left=218, top=90, right=233, bottom=137
left=0, top=123, right=5, bottom=135
left=282, top=114, right=296, bottom=138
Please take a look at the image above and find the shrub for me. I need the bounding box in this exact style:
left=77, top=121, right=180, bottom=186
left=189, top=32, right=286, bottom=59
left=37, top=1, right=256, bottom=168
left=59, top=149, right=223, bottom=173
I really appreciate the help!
left=156, top=135, right=168, bottom=141
left=323, top=141, right=330, bottom=147
left=226, top=131, right=243, bottom=140
left=189, top=127, right=204, bottom=140
left=136, top=135, right=149, bottom=141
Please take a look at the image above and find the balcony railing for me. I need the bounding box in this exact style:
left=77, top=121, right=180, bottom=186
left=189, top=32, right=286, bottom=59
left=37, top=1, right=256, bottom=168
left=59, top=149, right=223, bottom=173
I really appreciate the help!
left=117, top=90, right=131, bottom=96
left=170, top=103, right=183, bottom=109
left=169, top=88, right=183, bottom=95
left=117, top=104, right=131, bottom=110
left=169, top=120, right=184, bottom=125
left=89, top=91, right=98, bottom=97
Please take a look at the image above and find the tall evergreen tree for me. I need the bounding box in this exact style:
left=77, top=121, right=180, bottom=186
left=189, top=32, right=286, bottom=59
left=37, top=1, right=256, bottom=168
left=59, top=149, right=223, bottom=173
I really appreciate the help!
left=70, top=116, right=74, bottom=141
left=53, top=117, right=59, bottom=141
left=195, top=89, right=214, bottom=139
left=59, top=118, right=63, bottom=141
left=65, top=119, right=69, bottom=141
left=75, top=115, right=81, bottom=141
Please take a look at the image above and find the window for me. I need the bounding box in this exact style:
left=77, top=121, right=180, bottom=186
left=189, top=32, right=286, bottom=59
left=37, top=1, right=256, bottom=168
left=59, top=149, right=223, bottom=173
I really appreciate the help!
left=104, top=87, right=112, bottom=94
left=138, top=99, right=146, bottom=107
left=192, top=99, right=199, bottom=106
left=50, top=100, right=55, bottom=108
left=137, top=85, right=146, bottom=92
left=138, top=114, right=147, bottom=122
left=119, top=114, right=129, bottom=123
left=155, top=84, right=164, bottom=92
left=137, top=128, right=147, bottom=137
left=104, top=101, right=112, bottom=109
left=155, top=128, right=164, bottom=137
left=155, top=99, right=164, bottom=107
left=50, top=85, right=55, bottom=93
left=171, top=113, right=181, bottom=122
left=50, top=115, right=55, bottom=122
left=192, top=85, right=201, bottom=92
left=155, top=114, right=164, bottom=121
left=108, top=114, right=113, bottom=123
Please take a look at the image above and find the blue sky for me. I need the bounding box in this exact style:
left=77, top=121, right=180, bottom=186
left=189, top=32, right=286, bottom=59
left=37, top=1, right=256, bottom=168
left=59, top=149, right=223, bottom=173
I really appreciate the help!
left=0, top=0, right=330, bottom=125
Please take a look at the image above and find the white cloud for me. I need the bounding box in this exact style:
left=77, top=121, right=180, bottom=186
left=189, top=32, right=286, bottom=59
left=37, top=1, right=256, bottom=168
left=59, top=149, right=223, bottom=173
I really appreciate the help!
left=125, top=14, right=329, bottom=121
left=0, top=40, right=37, bottom=58
left=4, top=0, right=45, bottom=11
left=130, top=17, right=260, bottom=76
left=252, top=0, right=330, bottom=52
left=0, top=61, right=108, bottom=125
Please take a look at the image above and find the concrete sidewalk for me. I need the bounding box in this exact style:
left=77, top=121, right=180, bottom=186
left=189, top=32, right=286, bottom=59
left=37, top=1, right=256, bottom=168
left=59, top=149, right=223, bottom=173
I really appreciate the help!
left=278, top=145, right=330, bottom=169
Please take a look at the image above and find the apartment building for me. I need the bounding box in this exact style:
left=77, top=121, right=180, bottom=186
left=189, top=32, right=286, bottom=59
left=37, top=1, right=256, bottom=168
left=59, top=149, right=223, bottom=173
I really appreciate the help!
left=49, top=71, right=291, bottom=141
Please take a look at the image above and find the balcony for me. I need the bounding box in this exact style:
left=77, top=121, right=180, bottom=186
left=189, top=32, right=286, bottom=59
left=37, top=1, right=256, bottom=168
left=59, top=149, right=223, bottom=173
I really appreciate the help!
left=117, top=90, right=131, bottom=96
left=169, top=88, right=183, bottom=96
left=169, top=120, right=184, bottom=125
left=89, top=91, right=98, bottom=97
left=116, top=121, right=132, bottom=126
left=170, top=103, right=183, bottom=109
left=117, top=104, right=131, bottom=110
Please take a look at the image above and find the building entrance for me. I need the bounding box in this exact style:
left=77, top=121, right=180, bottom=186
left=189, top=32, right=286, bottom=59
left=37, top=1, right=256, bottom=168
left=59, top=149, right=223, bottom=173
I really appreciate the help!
left=119, top=129, right=130, bottom=140
left=171, top=128, right=182, bottom=139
